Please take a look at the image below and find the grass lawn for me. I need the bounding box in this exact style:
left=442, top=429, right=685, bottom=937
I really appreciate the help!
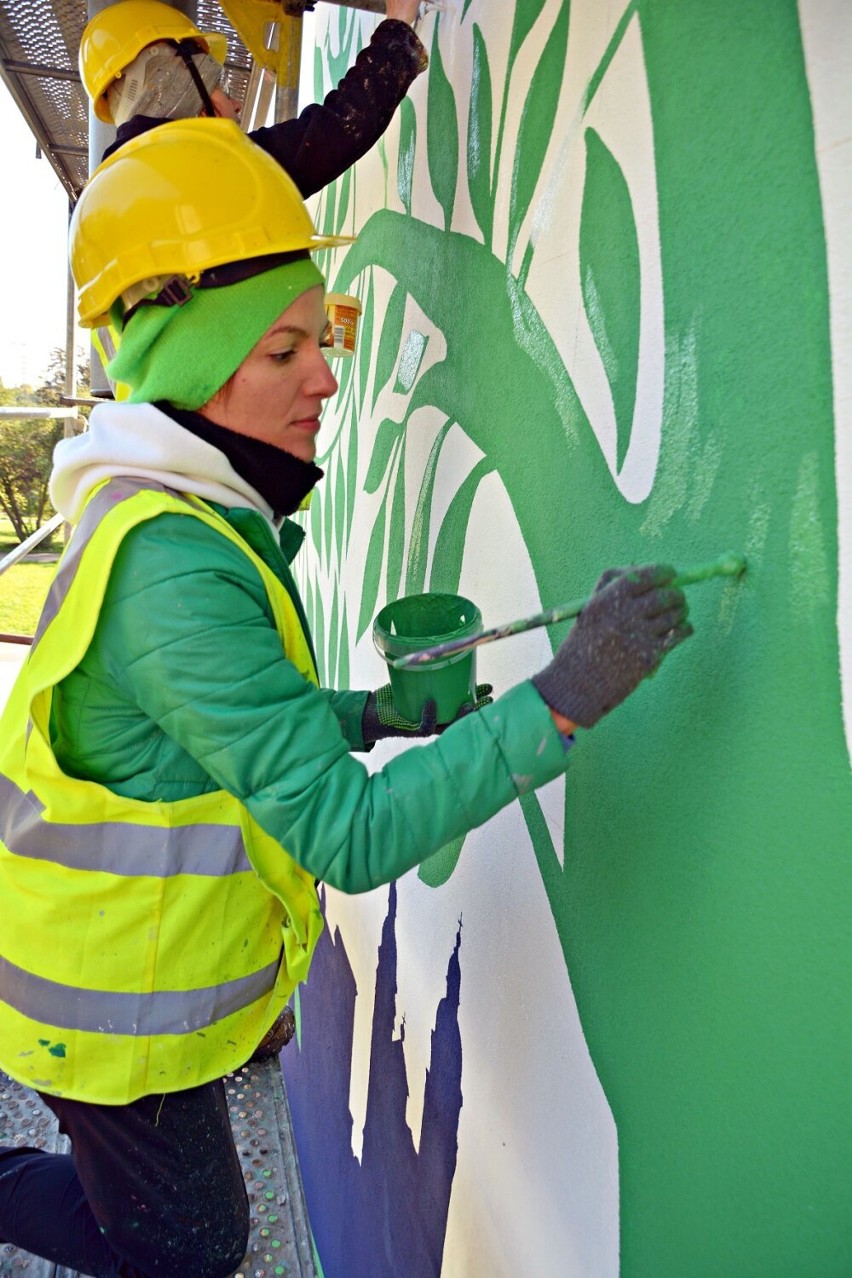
left=0, top=514, right=62, bottom=558
left=0, top=561, right=54, bottom=636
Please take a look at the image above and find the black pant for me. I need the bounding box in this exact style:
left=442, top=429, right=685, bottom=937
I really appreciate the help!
left=0, top=1080, right=249, bottom=1277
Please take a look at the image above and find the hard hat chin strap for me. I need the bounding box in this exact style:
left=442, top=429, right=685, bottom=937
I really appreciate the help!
left=171, top=38, right=219, bottom=117
left=121, top=250, right=312, bottom=327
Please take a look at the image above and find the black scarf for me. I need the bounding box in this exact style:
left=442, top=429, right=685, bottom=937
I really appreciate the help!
left=158, top=402, right=324, bottom=519
left=101, top=115, right=164, bottom=162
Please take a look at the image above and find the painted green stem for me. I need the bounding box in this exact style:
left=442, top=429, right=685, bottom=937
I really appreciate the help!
left=390, top=552, right=746, bottom=669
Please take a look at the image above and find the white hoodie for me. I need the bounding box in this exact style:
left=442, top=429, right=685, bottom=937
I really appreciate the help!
left=50, top=401, right=277, bottom=528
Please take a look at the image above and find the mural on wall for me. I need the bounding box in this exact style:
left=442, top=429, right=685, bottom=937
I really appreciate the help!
left=286, top=1, right=852, bottom=1274
left=285, top=886, right=462, bottom=1277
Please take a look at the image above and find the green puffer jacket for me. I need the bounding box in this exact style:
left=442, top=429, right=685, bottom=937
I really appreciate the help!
left=51, top=502, right=572, bottom=894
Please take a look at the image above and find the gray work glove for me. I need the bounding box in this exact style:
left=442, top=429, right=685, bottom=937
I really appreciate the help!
left=362, top=682, right=493, bottom=742
left=531, top=564, right=692, bottom=728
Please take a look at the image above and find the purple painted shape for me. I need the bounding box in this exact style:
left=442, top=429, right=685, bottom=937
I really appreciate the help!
left=282, top=884, right=463, bottom=1278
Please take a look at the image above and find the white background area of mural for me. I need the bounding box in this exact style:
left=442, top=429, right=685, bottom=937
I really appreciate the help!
left=288, top=2, right=852, bottom=1274
left=300, top=8, right=625, bottom=1273
left=799, top=0, right=851, bottom=759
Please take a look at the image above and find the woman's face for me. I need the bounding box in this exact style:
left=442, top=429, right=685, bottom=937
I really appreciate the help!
left=198, top=285, right=338, bottom=462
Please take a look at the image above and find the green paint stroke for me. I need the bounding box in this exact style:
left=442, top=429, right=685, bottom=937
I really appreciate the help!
left=395, top=331, right=428, bottom=394
left=580, top=127, right=641, bottom=471
left=418, top=833, right=465, bottom=887
left=426, top=22, right=458, bottom=232
left=508, top=1, right=570, bottom=261
left=467, top=24, right=494, bottom=248
left=789, top=451, right=831, bottom=623
left=314, top=3, right=851, bottom=1274
left=393, top=552, right=745, bottom=667
left=38, top=1038, right=66, bottom=1058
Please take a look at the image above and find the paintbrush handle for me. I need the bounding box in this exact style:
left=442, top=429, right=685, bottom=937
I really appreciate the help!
left=671, top=551, right=746, bottom=588
left=389, top=552, right=745, bottom=669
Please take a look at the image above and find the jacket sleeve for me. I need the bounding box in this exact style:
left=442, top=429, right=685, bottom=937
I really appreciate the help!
left=90, top=515, right=571, bottom=895
left=314, top=688, right=371, bottom=751
left=248, top=19, right=428, bottom=197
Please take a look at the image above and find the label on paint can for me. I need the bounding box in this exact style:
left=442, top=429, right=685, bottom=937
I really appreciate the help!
left=325, top=292, right=362, bottom=357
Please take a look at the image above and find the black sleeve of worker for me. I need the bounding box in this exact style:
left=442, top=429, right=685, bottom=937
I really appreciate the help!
left=248, top=19, right=428, bottom=198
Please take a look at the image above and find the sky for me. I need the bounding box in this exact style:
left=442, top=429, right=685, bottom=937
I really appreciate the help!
left=0, top=77, right=73, bottom=389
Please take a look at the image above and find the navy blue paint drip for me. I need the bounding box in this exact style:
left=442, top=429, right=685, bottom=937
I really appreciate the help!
left=282, top=883, right=463, bottom=1278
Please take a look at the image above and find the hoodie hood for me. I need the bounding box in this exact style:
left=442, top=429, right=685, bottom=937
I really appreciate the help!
left=50, top=400, right=276, bottom=526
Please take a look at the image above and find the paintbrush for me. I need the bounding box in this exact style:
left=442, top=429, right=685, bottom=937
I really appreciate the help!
left=389, top=552, right=746, bottom=670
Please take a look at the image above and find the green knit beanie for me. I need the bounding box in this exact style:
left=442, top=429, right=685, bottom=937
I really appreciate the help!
left=107, top=257, right=325, bottom=409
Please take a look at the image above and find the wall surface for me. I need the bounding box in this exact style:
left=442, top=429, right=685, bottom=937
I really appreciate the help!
left=282, top=2, right=852, bottom=1274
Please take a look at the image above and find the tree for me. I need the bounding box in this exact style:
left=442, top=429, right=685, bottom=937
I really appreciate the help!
left=0, top=416, right=63, bottom=540
left=0, top=348, right=91, bottom=542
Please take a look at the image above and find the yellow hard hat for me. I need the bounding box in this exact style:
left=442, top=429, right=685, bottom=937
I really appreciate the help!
left=70, top=118, right=355, bottom=328
left=79, top=0, right=229, bottom=122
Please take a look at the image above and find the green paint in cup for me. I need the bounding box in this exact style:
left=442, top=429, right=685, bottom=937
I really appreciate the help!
left=373, top=592, right=482, bottom=726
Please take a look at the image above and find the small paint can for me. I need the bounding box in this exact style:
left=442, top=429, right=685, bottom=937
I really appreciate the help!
left=325, top=292, right=362, bottom=356
left=373, top=592, right=482, bottom=725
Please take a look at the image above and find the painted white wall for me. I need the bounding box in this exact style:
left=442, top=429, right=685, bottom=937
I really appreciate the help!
left=798, top=0, right=852, bottom=763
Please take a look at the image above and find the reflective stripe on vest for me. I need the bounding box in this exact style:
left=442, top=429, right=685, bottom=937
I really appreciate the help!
left=0, top=773, right=251, bottom=877
left=0, top=478, right=323, bottom=1103
left=0, top=953, right=279, bottom=1037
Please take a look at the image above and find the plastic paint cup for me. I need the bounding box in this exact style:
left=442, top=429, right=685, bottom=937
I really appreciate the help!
left=373, top=592, right=482, bottom=726
left=325, top=292, right=362, bottom=356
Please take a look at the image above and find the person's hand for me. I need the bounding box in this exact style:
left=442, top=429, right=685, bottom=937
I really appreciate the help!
left=363, top=683, right=493, bottom=742
left=531, top=564, right=693, bottom=728
left=385, top=0, right=422, bottom=27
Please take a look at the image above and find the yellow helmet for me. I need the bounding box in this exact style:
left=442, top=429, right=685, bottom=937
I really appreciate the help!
left=79, top=0, right=229, bottom=123
left=70, top=118, right=355, bottom=328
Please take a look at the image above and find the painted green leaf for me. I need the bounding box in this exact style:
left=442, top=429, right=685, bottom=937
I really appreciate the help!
left=579, top=127, right=640, bottom=473
left=336, top=164, right=352, bottom=232
left=323, top=466, right=334, bottom=563
left=406, top=421, right=453, bottom=596
left=304, top=574, right=314, bottom=643
left=372, top=282, right=408, bottom=410
left=508, top=1, right=569, bottom=261
left=309, top=483, right=323, bottom=555
left=397, top=98, right=416, bottom=215
left=461, top=0, right=475, bottom=19
left=313, top=44, right=324, bottom=106
left=507, top=0, right=551, bottom=75
left=467, top=24, right=494, bottom=248
left=334, top=451, right=346, bottom=562
left=319, top=182, right=338, bottom=239
left=426, top=24, right=458, bottom=232
left=429, top=457, right=493, bottom=594
left=337, top=598, right=350, bottom=689
left=385, top=438, right=407, bottom=605
left=345, top=399, right=359, bottom=549
left=336, top=341, right=354, bottom=399
left=417, top=834, right=465, bottom=888
left=356, top=499, right=388, bottom=641
left=327, top=4, right=356, bottom=86
left=313, top=581, right=327, bottom=683
left=519, top=791, right=561, bottom=879
left=356, top=272, right=374, bottom=414
left=363, top=417, right=403, bottom=494
left=580, top=1, right=637, bottom=117
left=327, top=581, right=339, bottom=691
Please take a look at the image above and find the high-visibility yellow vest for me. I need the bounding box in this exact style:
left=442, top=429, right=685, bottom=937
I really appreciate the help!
left=0, top=477, right=323, bottom=1103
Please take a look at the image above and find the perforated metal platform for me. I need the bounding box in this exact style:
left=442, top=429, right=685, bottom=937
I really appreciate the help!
left=0, top=1059, right=316, bottom=1277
